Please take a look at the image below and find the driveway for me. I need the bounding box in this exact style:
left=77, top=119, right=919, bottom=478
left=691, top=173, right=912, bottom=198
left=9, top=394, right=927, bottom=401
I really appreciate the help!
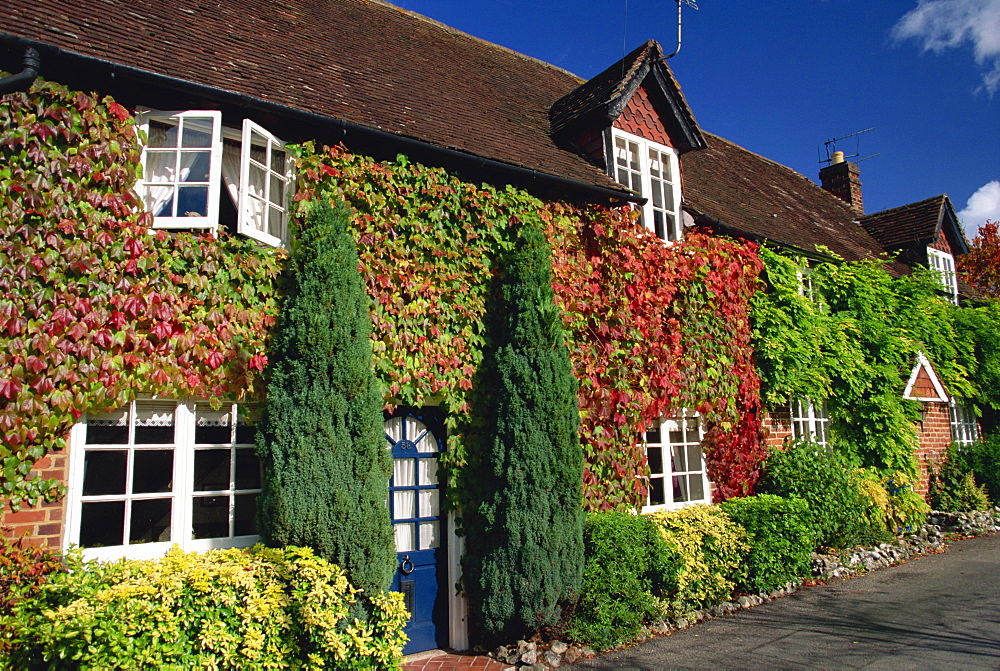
left=575, top=532, right=1000, bottom=670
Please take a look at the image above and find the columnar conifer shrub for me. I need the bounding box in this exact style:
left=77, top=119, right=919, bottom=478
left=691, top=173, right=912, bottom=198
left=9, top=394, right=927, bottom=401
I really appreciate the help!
left=463, top=222, right=584, bottom=643
left=255, top=200, right=394, bottom=599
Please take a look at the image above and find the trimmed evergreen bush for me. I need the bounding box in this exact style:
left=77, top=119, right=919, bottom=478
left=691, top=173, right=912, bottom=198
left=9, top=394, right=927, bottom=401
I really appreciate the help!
left=463, top=221, right=584, bottom=643
left=255, top=200, right=395, bottom=599
left=568, top=512, right=677, bottom=651
left=719, top=494, right=816, bottom=593
left=758, top=440, right=878, bottom=549
left=646, top=505, right=749, bottom=615
left=1, top=546, right=408, bottom=669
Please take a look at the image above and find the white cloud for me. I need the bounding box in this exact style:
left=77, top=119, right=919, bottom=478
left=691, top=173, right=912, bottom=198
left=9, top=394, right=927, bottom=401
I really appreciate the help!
left=958, top=180, right=1000, bottom=237
left=892, top=0, right=1000, bottom=94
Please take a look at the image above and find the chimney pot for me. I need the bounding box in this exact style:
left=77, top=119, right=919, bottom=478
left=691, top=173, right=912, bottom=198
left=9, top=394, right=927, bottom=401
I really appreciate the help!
left=831, top=150, right=845, bottom=164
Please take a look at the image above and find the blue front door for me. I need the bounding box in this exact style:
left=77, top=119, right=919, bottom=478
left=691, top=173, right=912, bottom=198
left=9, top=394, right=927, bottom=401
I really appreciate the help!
left=385, top=408, right=447, bottom=654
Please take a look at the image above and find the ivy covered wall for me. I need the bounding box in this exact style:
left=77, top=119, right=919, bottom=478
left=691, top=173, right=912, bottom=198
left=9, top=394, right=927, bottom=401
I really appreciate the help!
left=1, top=80, right=768, bottom=529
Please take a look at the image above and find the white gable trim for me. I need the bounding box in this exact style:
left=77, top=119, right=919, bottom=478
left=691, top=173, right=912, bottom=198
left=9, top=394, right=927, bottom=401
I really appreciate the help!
left=902, top=351, right=950, bottom=403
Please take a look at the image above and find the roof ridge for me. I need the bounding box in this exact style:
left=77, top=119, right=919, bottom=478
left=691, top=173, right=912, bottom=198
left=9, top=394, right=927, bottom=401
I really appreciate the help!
left=374, top=0, right=584, bottom=82
left=860, top=193, right=947, bottom=220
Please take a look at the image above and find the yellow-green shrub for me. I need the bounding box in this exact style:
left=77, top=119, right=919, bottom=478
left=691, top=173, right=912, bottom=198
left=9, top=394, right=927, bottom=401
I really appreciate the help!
left=646, top=505, right=749, bottom=615
left=1, top=545, right=407, bottom=669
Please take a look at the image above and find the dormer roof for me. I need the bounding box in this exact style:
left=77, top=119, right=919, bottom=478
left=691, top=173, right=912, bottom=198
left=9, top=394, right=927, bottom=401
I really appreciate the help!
left=549, top=40, right=705, bottom=155
left=858, top=195, right=970, bottom=255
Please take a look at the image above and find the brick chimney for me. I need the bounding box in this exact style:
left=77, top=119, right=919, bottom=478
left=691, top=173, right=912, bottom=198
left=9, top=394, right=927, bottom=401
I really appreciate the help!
left=819, top=151, right=864, bottom=214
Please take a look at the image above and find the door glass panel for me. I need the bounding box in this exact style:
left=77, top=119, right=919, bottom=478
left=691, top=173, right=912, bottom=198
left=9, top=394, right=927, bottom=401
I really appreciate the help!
left=394, top=458, right=415, bottom=486
left=394, top=490, right=416, bottom=520
left=418, top=459, right=438, bottom=486
left=419, top=521, right=440, bottom=550
left=394, top=523, right=415, bottom=552
left=418, top=490, right=439, bottom=518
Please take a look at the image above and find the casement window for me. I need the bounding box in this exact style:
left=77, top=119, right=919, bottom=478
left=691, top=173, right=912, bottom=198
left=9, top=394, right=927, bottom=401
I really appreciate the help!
left=611, top=130, right=683, bottom=242
left=927, top=248, right=958, bottom=304
left=66, top=399, right=261, bottom=561
left=949, top=400, right=979, bottom=448
left=138, top=111, right=293, bottom=246
left=642, top=409, right=709, bottom=512
left=791, top=398, right=829, bottom=448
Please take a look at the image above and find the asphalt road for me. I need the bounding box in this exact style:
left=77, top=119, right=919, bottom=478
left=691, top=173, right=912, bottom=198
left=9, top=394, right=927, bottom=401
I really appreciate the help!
left=575, top=532, right=1000, bottom=670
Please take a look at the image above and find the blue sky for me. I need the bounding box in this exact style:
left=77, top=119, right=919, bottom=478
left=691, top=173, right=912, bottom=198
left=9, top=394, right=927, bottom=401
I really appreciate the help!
left=397, top=0, right=1000, bottom=238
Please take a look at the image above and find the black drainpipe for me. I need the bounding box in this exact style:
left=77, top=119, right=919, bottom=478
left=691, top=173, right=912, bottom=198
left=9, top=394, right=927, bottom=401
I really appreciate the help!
left=0, top=47, right=40, bottom=94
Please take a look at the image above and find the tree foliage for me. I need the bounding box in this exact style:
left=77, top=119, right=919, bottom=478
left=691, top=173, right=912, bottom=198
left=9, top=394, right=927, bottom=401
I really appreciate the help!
left=462, top=221, right=584, bottom=643
left=255, top=200, right=394, bottom=599
left=958, top=220, right=1000, bottom=298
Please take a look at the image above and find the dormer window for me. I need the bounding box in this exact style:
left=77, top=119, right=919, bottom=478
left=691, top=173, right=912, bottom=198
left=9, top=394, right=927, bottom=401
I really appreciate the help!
left=611, top=130, right=682, bottom=242
left=927, top=248, right=958, bottom=303
left=138, top=110, right=293, bottom=247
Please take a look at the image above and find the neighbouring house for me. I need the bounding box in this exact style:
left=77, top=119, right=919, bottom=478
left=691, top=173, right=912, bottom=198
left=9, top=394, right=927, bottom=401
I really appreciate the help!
left=0, top=0, right=989, bottom=654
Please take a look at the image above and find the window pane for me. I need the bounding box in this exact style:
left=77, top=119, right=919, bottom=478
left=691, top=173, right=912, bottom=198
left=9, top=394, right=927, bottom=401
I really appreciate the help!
left=686, top=445, right=702, bottom=473
left=394, top=523, right=415, bottom=552
left=645, top=426, right=661, bottom=443
left=235, top=407, right=258, bottom=444
left=180, top=119, right=213, bottom=148
left=86, top=408, right=129, bottom=444
left=688, top=474, right=705, bottom=501
left=235, top=449, right=261, bottom=489
left=195, top=408, right=232, bottom=445
left=82, top=450, right=127, bottom=495
left=249, top=164, right=266, bottom=197
left=673, top=474, right=690, bottom=502
left=176, top=185, right=209, bottom=217
left=269, top=174, right=284, bottom=205
left=647, top=447, right=663, bottom=476
left=234, top=494, right=257, bottom=536
left=649, top=476, right=665, bottom=505
left=192, top=495, right=229, bottom=539
left=145, top=151, right=177, bottom=183
left=180, top=151, right=211, bottom=182
left=652, top=211, right=665, bottom=239
left=194, top=449, right=231, bottom=492
left=135, top=402, right=175, bottom=444
left=145, top=186, right=175, bottom=217
left=249, top=141, right=267, bottom=166
left=132, top=450, right=173, bottom=494
left=394, top=490, right=415, bottom=520
left=148, top=120, right=177, bottom=148
left=268, top=205, right=283, bottom=238
left=80, top=501, right=125, bottom=548
left=129, top=498, right=172, bottom=544
left=419, top=521, right=440, bottom=550
left=671, top=444, right=687, bottom=472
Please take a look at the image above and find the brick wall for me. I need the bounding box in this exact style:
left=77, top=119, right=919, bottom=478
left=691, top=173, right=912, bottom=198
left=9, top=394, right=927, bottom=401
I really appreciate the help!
left=914, top=401, right=951, bottom=496
left=929, top=227, right=952, bottom=254
left=762, top=407, right=792, bottom=449
left=1, top=447, right=68, bottom=550
left=613, top=85, right=674, bottom=148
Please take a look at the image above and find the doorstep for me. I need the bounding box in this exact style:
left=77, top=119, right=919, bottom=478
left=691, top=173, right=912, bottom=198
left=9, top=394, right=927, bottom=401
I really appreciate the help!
left=402, top=649, right=509, bottom=670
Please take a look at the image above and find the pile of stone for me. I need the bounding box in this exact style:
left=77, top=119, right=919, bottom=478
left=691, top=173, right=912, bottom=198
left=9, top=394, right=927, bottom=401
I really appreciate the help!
left=491, top=639, right=594, bottom=670
left=928, top=507, right=1000, bottom=536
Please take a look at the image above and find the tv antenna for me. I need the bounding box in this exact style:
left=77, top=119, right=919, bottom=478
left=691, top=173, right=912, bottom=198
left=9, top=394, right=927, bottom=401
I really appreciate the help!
left=819, top=127, right=880, bottom=164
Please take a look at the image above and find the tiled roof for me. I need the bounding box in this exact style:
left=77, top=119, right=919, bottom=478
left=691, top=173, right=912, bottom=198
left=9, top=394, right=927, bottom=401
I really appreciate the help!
left=858, top=195, right=961, bottom=251
left=550, top=40, right=703, bottom=154
left=0, top=0, right=632, bottom=194
left=681, top=133, right=891, bottom=263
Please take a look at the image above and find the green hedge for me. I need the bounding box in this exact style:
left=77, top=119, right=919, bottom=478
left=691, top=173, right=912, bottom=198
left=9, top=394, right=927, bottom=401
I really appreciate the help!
left=1, top=545, right=407, bottom=669
left=758, top=440, right=881, bottom=548
left=718, top=494, right=816, bottom=593
left=568, top=512, right=677, bottom=650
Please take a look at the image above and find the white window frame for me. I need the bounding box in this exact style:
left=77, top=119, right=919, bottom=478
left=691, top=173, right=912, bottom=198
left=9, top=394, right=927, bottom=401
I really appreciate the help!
left=138, top=110, right=223, bottom=231
left=927, top=247, right=958, bottom=304
left=791, top=398, right=829, bottom=448
left=949, top=399, right=979, bottom=448
left=641, top=409, right=710, bottom=512
left=138, top=111, right=292, bottom=246
left=611, top=129, right=683, bottom=242
left=237, top=120, right=293, bottom=247
left=65, top=399, right=261, bottom=561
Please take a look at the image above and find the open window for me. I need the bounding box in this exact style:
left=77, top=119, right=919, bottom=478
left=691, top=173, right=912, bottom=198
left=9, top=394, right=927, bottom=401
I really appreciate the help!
left=138, top=111, right=293, bottom=246
left=611, top=130, right=683, bottom=242
left=927, top=248, right=958, bottom=304
left=641, top=409, right=709, bottom=512
left=791, top=398, right=829, bottom=448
